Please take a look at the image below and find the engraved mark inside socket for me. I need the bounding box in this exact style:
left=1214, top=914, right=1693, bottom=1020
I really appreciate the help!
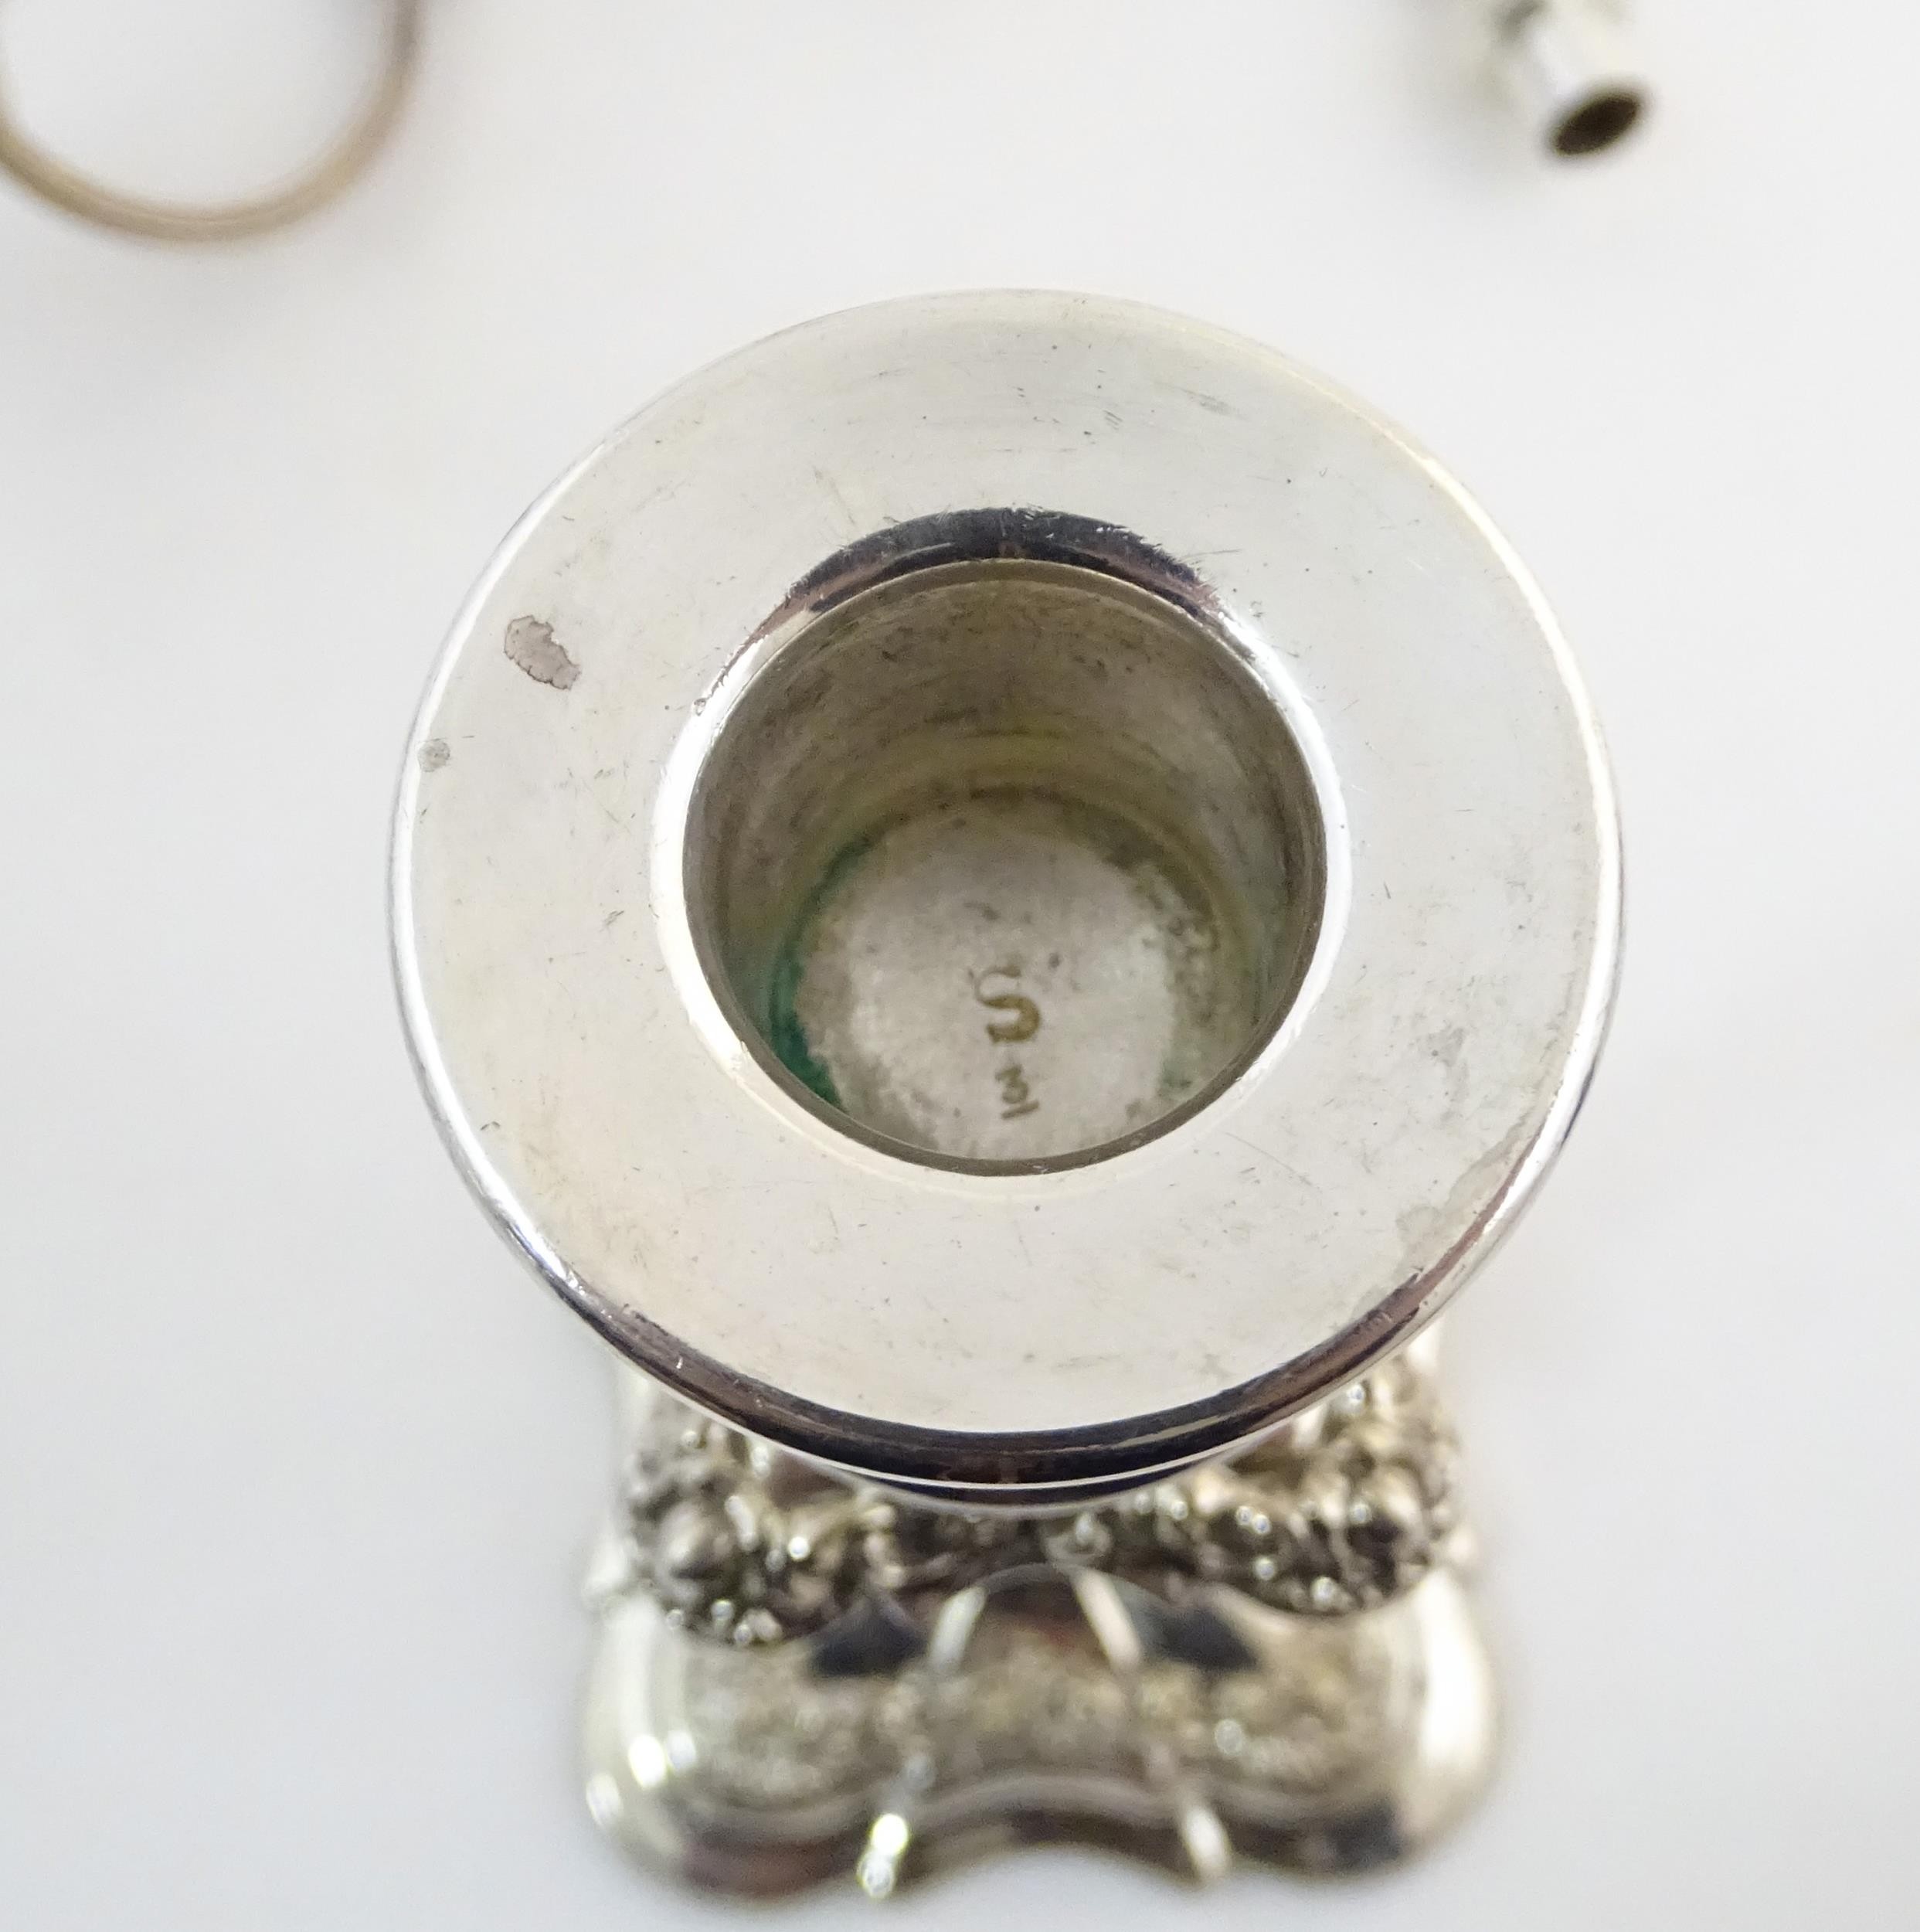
left=685, top=549, right=1327, bottom=1167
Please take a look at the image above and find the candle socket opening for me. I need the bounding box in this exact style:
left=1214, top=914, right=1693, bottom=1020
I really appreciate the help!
left=688, top=543, right=1327, bottom=1168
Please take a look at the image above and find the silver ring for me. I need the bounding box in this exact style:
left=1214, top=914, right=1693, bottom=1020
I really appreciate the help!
left=393, top=291, right=1619, bottom=1499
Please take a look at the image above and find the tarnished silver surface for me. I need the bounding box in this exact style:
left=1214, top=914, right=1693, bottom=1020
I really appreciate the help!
left=392, top=292, right=1619, bottom=1500
left=582, top=1335, right=1494, bottom=1896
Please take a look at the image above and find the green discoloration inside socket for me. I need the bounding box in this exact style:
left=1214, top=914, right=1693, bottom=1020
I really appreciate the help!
left=763, top=833, right=881, bottom=1109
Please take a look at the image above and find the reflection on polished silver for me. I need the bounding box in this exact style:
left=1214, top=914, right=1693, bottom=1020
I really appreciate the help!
left=1469, top=0, right=1650, bottom=156
left=583, top=1333, right=1492, bottom=1893
left=392, top=292, right=1618, bottom=1890
left=604, top=1336, right=1460, bottom=1650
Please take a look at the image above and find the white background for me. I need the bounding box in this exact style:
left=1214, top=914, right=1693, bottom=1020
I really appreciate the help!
left=3, top=3, right=1916, bottom=1926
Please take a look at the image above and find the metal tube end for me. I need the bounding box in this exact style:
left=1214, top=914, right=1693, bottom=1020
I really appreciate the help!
left=1486, top=0, right=1650, bottom=158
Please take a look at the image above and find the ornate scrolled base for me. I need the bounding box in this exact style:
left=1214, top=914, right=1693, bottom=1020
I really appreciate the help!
left=581, top=1339, right=1495, bottom=1896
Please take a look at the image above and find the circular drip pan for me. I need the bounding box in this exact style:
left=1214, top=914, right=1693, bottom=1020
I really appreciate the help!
left=393, top=293, right=1619, bottom=1499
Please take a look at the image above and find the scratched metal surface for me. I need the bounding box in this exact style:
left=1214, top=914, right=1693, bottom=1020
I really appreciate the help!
left=393, top=295, right=1616, bottom=1488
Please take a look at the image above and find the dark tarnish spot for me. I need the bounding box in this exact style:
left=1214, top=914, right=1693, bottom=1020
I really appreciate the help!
left=417, top=737, right=451, bottom=772
left=504, top=615, right=579, bottom=690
